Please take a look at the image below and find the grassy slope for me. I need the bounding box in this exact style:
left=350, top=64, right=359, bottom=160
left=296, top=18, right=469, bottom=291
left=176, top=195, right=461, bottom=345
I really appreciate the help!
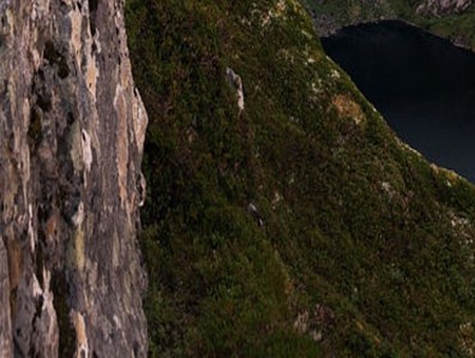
left=126, top=0, right=475, bottom=356
left=305, top=0, right=475, bottom=49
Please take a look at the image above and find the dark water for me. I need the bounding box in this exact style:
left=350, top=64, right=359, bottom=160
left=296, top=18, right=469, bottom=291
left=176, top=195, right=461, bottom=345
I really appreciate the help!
left=322, top=20, right=475, bottom=182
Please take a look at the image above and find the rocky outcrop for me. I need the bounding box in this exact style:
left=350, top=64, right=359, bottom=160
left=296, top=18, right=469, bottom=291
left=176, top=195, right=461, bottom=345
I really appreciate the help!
left=417, top=0, right=474, bottom=15
left=0, top=0, right=148, bottom=357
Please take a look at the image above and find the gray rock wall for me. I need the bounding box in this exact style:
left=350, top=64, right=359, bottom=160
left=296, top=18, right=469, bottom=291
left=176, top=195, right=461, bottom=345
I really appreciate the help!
left=0, top=0, right=148, bottom=356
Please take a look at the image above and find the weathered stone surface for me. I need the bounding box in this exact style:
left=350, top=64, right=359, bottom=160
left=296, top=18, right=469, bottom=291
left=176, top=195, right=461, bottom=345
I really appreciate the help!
left=0, top=0, right=148, bottom=356
left=0, top=236, right=13, bottom=357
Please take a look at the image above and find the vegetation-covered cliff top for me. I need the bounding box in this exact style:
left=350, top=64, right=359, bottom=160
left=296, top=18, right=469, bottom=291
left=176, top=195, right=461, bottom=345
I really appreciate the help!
left=126, top=0, right=475, bottom=355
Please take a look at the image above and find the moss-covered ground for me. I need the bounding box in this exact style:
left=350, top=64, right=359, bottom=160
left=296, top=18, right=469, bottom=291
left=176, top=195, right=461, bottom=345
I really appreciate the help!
left=126, top=0, right=475, bottom=355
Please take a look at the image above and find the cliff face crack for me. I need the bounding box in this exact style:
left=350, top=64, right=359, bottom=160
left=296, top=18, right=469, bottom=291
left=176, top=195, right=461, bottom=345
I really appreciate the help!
left=88, top=0, right=99, bottom=36
left=0, top=0, right=148, bottom=356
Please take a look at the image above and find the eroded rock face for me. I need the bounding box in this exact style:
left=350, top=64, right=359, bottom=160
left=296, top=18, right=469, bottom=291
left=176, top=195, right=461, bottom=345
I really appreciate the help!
left=417, top=0, right=474, bottom=15
left=0, top=0, right=148, bottom=357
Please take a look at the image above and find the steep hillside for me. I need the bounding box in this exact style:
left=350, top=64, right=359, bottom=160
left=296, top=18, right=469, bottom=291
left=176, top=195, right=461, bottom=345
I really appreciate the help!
left=306, top=0, right=475, bottom=49
left=126, top=0, right=475, bottom=356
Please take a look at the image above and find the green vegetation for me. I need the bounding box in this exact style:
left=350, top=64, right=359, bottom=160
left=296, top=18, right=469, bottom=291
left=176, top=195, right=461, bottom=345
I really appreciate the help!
left=305, top=0, right=475, bottom=49
left=126, top=0, right=475, bottom=355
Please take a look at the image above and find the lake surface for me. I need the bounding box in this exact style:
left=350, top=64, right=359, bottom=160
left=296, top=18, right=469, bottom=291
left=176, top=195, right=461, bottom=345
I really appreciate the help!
left=321, top=20, right=475, bottom=182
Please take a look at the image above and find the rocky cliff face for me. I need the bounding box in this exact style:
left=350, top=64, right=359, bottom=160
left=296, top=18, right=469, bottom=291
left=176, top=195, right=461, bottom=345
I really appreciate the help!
left=0, top=0, right=148, bottom=356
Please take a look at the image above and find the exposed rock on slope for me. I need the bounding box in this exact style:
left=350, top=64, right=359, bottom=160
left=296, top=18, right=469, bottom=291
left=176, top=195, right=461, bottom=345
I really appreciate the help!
left=417, top=0, right=474, bottom=15
left=0, top=0, right=148, bottom=356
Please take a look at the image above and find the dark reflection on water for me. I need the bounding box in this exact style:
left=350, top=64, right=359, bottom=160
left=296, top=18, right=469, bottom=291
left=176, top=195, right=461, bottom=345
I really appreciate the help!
left=322, top=20, right=475, bottom=182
